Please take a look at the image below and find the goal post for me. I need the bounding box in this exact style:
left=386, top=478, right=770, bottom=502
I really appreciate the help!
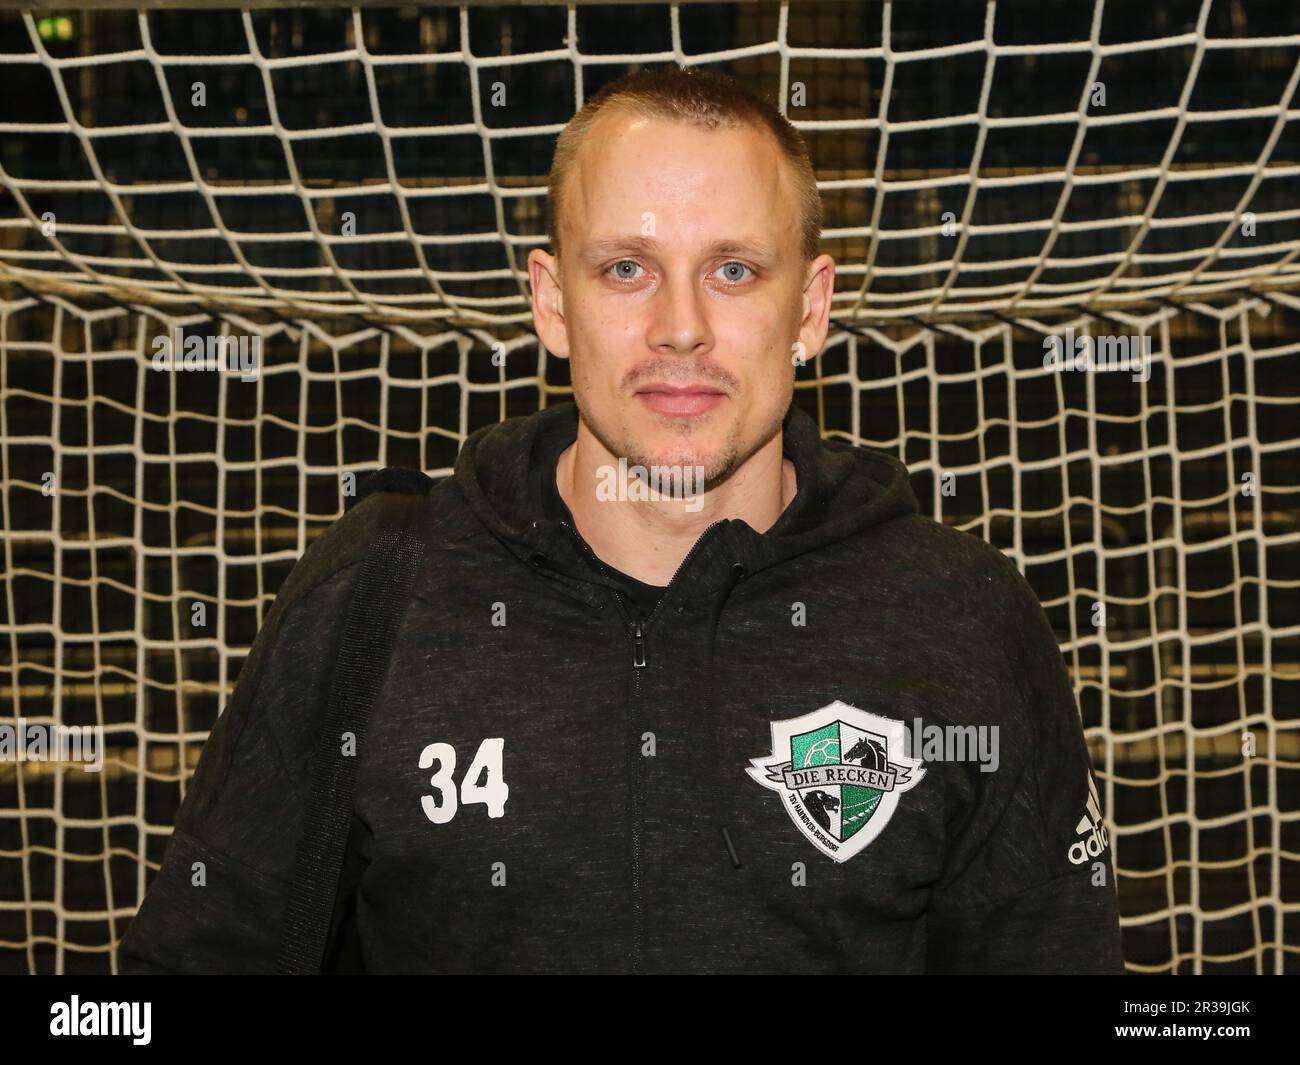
left=1, top=0, right=1298, bottom=975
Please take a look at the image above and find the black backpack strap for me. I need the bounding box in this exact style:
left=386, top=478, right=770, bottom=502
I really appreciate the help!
left=348, top=466, right=436, bottom=508
left=275, top=467, right=435, bottom=974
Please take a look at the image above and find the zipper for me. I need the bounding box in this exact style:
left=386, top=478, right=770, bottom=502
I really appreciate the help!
left=556, top=517, right=728, bottom=974
left=632, top=620, right=646, bottom=668
left=556, top=516, right=729, bottom=664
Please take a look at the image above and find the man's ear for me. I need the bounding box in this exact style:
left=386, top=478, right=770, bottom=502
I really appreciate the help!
left=798, top=253, right=836, bottom=363
left=528, top=248, right=570, bottom=358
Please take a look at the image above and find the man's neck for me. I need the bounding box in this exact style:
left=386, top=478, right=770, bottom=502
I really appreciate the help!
left=555, top=424, right=797, bottom=587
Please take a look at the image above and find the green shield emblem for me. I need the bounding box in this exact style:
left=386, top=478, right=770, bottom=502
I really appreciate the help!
left=748, top=701, right=926, bottom=863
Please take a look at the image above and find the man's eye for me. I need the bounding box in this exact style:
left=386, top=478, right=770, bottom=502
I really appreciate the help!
left=608, top=260, right=644, bottom=281
left=717, top=261, right=753, bottom=283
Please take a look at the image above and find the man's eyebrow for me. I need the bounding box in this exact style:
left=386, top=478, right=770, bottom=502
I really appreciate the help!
left=579, top=235, right=778, bottom=264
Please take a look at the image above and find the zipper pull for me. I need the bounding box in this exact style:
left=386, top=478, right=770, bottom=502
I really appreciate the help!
left=632, top=619, right=647, bottom=668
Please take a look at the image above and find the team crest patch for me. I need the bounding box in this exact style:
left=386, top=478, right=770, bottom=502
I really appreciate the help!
left=747, top=701, right=926, bottom=863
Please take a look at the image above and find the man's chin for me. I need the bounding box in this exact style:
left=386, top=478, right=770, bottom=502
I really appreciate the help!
left=622, top=436, right=735, bottom=492
left=626, top=417, right=720, bottom=460
left=579, top=396, right=739, bottom=486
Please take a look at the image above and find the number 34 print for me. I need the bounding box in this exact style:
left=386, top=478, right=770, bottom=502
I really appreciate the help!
left=418, top=739, right=509, bottom=823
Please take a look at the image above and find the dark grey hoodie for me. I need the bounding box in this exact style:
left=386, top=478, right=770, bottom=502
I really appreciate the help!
left=118, top=399, right=1126, bottom=974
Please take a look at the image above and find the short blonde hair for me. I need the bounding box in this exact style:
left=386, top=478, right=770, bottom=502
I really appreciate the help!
left=546, top=65, right=823, bottom=264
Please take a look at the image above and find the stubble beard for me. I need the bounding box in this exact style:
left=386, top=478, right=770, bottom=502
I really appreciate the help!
left=590, top=401, right=787, bottom=497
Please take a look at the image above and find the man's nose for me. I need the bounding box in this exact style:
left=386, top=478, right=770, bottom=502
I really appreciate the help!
left=646, top=272, right=713, bottom=356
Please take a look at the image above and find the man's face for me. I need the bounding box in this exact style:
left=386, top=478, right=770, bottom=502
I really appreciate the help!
left=529, top=110, right=834, bottom=492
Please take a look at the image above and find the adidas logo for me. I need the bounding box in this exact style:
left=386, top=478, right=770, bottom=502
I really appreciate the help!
left=1067, top=770, right=1110, bottom=865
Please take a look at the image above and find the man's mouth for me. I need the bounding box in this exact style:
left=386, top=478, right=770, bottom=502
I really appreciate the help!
left=636, top=384, right=727, bottom=418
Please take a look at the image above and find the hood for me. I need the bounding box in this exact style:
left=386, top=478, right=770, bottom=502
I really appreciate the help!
left=452, top=398, right=919, bottom=871
left=453, top=398, right=918, bottom=596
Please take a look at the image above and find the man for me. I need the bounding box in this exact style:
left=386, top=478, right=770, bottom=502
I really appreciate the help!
left=119, top=66, right=1125, bottom=974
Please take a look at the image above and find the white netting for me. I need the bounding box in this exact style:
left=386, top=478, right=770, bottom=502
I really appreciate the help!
left=1, top=0, right=1299, bottom=975
left=0, top=2, right=1299, bottom=323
